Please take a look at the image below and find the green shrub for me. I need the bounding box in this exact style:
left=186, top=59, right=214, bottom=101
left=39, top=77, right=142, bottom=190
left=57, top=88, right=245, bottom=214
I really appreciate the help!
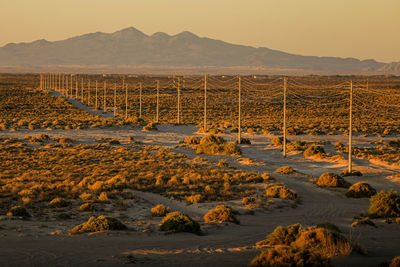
left=275, top=166, right=296, bottom=174
left=303, top=145, right=325, bottom=158
left=151, top=204, right=171, bottom=217
left=265, top=184, right=298, bottom=200
left=160, top=212, right=201, bottom=234
left=346, top=182, right=376, bottom=198
left=71, top=216, right=126, bottom=234
left=317, top=173, right=350, bottom=188
left=368, top=190, right=400, bottom=218
left=250, top=247, right=328, bottom=267
left=204, top=205, right=239, bottom=224
left=7, top=206, right=30, bottom=218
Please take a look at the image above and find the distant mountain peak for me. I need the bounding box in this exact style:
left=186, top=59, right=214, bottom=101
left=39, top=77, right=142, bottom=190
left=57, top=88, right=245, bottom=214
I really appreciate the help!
left=112, top=27, right=147, bottom=38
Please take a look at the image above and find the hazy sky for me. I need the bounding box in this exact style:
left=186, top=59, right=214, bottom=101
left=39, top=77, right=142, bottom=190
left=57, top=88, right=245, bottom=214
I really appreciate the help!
left=1, top=0, right=399, bottom=62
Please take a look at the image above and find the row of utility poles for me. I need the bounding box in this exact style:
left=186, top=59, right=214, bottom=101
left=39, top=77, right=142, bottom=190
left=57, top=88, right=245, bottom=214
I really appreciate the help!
left=39, top=73, right=354, bottom=173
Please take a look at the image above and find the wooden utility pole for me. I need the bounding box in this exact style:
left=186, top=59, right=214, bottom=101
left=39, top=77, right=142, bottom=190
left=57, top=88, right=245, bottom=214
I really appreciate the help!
left=283, top=77, right=287, bottom=158
left=348, top=81, right=353, bottom=173
left=139, top=82, right=143, bottom=119
left=70, top=74, right=73, bottom=97
left=114, top=83, right=117, bottom=116
left=156, top=80, right=160, bottom=123
left=204, top=73, right=207, bottom=132
left=95, top=80, right=98, bottom=110
left=58, top=73, right=61, bottom=92
left=65, top=75, right=68, bottom=97
left=88, top=80, right=91, bottom=106
left=104, top=81, right=107, bottom=112
left=75, top=79, right=78, bottom=99
left=81, top=79, right=84, bottom=103
left=125, top=82, right=128, bottom=120
left=238, top=76, right=242, bottom=142
left=177, top=77, right=180, bottom=124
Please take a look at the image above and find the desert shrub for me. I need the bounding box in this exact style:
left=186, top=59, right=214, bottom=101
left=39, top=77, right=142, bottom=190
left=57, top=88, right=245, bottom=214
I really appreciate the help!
left=203, top=205, right=239, bottom=224
left=7, top=206, right=30, bottom=218
left=257, top=223, right=303, bottom=246
left=151, top=204, right=171, bottom=217
left=185, top=194, right=202, bottom=204
left=49, top=197, right=70, bottom=208
left=304, top=145, right=325, bottom=158
left=196, top=142, right=241, bottom=155
left=351, top=218, right=376, bottom=228
left=37, top=134, right=50, bottom=140
left=200, top=134, right=225, bottom=145
left=368, top=190, right=400, bottom=218
left=109, top=140, right=120, bottom=145
left=98, top=192, right=109, bottom=202
left=317, top=173, right=350, bottom=188
left=143, top=122, right=157, bottom=131
left=242, top=197, right=256, bottom=205
left=342, top=169, right=363, bottom=177
left=293, top=227, right=354, bottom=258
left=397, top=218, right=400, bottom=224
left=345, top=182, right=376, bottom=198
left=235, top=138, right=251, bottom=144
left=160, top=212, right=201, bottom=234
left=275, top=166, right=296, bottom=174
left=250, top=247, right=328, bottom=267
left=71, top=215, right=126, bottom=234
left=390, top=256, right=400, bottom=267
left=271, top=137, right=290, bottom=146
left=217, top=159, right=228, bottom=167
left=265, top=184, right=298, bottom=200
left=185, top=136, right=200, bottom=145
left=315, top=222, right=341, bottom=233
left=79, top=203, right=94, bottom=212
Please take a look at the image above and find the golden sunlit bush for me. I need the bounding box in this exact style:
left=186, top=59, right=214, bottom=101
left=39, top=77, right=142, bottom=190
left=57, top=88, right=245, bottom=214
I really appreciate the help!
left=71, top=215, right=126, bottom=234
left=368, top=190, right=400, bottom=218
left=275, top=166, right=296, bottom=175
left=7, top=206, right=30, bottom=218
left=203, top=205, right=239, bottom=224
left=345, top=182, right=376, bottom=198
left=160, top=212, right=201, bottom=235
left=265, top=184, right=298, bottom=200
left=317, top=173, right=351, bottom=188
left=151, top=204, right=171, bottom=217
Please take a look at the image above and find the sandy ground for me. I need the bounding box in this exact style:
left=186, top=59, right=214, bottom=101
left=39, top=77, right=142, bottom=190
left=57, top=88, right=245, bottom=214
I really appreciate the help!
left=0, top=93, right=400, bottom=266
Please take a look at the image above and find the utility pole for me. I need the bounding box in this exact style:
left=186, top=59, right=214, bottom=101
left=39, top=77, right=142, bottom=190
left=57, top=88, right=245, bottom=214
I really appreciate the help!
left=238, top=75, right=242, bottom=143
left=139, top=82, right=142, bottom=119
left=75, top=79, right=78, bottom=99
left=283, top=77, right=287, bottom=158
left=95, top=80, right=98, bottom=110
left=348, top=81, right=353, bottom=173
left=156, top=80, right=160, bottom=123
left=104, top=81, right=107, bottom=112
left=114, top=83, right=117, bottom=116
left=204, top=73, right=207, bottom=132
left=88, top=80, right=91, bottom=105
left=125, top=82, right=128, bottom=120
left=177, top=77, right=180, bottom=124
left=81, top=79, right=84, bottom=103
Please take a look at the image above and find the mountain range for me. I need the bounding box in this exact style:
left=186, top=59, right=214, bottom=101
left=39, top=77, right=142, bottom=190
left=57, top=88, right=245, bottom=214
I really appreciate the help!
left=0, top=27, right=399, bottom=74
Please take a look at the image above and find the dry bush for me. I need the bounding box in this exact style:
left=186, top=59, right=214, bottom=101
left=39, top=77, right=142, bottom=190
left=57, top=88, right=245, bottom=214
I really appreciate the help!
left=235, top=138, right=251, bottom=144
left=71, top=215, right=126, bottom=234
left=271, top=137, right=290, bottom=146
left=203, top=205, right=239, bottom=224
left=143, top=122, right=157, bottom=131
left=304, top=145, right=325, bottom=158
left=7, top=205, right=30, bottom=218
left=342, top=169, right=363, bottom=177
left=195, top=135, right=241, bottom=155
left=184, top=136, right=200, bottom=145
left=351, top=218, right=376, bottom=228
left=242, top=197, right=256, bottom=205
left=160, top=212, right=201, bottom=234
left=346, top=182, right=376, bottom=198
left=49, top=197, right=70, bottom=208
left=151, top=204, right=171, bottom=217
left=368, top=190, right=400, bottom=218
left=275, top=166, right=296, bottom=175
left=317, top=173, right=351, bottom=188
left=250, top=247, right=328, bottom=267
left=79, top=203, right=94, bottom=212
left=257, top=223, right=303, bottom=246
left=265, top=184, right=298, bottom=200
